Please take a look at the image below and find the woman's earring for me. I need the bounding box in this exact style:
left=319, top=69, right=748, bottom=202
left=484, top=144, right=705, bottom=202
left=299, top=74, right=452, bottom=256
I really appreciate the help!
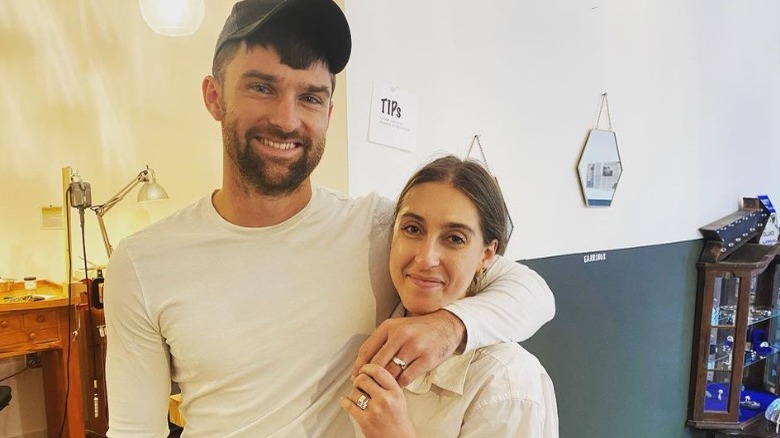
left=467, top=269, right=487, bottom=297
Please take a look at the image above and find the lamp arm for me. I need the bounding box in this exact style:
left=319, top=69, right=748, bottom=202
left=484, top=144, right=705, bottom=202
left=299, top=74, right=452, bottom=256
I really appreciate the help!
left=92, top=171, right=149, bottom=217
left=90, top=169, right=150, bottom=257
left=96, top=213, right=114, bottom=257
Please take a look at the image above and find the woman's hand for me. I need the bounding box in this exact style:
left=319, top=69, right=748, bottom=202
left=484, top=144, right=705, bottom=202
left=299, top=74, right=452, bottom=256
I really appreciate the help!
left=340, top=364, right=417, bottom=438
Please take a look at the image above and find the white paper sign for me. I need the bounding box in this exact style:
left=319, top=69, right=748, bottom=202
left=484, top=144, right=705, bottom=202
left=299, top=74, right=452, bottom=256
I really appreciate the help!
left=760, top=212, right=779, bottom=245
left=759, top=195, right=779, bottom=245
left=368, top=80, right=418, bottom=152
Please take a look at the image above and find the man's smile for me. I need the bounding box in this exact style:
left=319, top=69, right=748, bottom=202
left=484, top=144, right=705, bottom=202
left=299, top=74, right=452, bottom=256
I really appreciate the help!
left=259, top=136, right=298, bottom=150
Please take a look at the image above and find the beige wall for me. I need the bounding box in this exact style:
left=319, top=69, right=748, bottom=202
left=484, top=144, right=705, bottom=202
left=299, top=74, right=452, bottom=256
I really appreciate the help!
left=0, top=1, right=348, bottom=435
left=318, top=0, right=349, bottom=192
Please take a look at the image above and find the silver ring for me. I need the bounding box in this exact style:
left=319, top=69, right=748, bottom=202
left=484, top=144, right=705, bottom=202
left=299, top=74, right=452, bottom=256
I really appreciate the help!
left=356, top=394, right=370, bottom=410
left=392, top=356, right=408, bottom=370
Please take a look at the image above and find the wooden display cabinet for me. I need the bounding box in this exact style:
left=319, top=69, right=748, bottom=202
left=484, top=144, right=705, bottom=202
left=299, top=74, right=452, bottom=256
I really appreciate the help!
left=688, top=242, right=780, bottom=430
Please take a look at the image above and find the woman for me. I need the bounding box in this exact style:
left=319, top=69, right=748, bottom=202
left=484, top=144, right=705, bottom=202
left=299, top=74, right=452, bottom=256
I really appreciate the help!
left=341, top=155, right=558, bottom=437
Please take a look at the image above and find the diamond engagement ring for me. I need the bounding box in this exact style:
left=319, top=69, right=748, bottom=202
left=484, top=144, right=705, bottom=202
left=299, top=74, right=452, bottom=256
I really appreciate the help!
left=356, top=394, right=370, bottom=410
left=392, top=356, right=408, bottom=370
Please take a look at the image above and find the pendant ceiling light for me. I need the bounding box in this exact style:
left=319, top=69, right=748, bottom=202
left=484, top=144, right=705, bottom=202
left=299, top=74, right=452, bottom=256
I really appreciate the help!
left=139, top=0, right=205, bottom=37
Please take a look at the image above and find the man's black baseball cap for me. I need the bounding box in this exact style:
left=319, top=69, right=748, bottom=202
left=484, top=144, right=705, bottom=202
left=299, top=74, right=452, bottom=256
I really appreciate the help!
left=214, top=0, right=351, bottom=73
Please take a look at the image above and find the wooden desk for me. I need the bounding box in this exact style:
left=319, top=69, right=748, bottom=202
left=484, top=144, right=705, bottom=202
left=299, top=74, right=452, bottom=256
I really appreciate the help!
left=0, top=280, right=85, bottom=438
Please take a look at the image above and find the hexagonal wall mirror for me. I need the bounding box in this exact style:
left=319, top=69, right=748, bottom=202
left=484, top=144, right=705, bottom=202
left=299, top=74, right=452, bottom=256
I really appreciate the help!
left=577, top=129, right=622, bottom=207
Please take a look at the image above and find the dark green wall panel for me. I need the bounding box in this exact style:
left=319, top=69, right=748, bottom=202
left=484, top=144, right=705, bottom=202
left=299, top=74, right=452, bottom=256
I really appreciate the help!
left=520, top=240, right=703, bottom=438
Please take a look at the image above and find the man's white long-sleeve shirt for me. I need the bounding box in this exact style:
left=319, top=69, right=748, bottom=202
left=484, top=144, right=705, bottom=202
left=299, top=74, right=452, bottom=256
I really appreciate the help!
left=104, top=186, right=555, bottom=437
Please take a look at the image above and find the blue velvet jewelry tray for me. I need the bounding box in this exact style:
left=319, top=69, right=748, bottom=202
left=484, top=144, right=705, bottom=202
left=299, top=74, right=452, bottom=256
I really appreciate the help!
left=705, top=383, right=778, bottom=423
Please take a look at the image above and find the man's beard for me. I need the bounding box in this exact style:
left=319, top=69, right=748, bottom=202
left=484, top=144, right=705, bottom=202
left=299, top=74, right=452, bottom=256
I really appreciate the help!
left=223, top=117, right=325, bottom=197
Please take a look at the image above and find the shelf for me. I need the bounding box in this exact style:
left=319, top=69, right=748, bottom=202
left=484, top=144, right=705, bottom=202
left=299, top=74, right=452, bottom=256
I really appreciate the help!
left=705, top=346, right=780, bottom=371
left=710, top=306, right=780, bottom=328
left=706, top=366, right=732, bottom=372
left=748, top=306, right=780, bottom=326
left=703, top=384, right=777, bottom=423
left=737, top=388, right=778, bottom=423
left=745, top=345, right=780, bottom=368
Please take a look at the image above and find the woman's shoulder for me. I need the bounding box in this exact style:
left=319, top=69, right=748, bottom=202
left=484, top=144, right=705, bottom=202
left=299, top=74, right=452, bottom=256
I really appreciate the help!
left=467, top=343, right=550, bottom=403
left=473, top=343, right=545, bottom=373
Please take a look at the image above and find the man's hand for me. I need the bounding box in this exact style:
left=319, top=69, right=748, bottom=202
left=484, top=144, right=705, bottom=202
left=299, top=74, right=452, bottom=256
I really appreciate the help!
left=351, top=309, right=465, bottom=387
left=340, top=364, right=416, bottom=438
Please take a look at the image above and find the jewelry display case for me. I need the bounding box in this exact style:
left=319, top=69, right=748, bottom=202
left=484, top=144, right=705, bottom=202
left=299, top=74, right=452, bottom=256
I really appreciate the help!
left=689, top=201, right=780, bottom=430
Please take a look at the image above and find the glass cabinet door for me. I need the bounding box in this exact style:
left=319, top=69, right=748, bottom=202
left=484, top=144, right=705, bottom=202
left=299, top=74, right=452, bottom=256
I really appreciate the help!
left=705, top=327, right=736, bottom=413
left=740, top=267, right=780, bottom=422
left=764, top=319, right=780, bottom=392
left=704, top=275, right=740, bottom=413
left=763, top=267, right=780, bottom=392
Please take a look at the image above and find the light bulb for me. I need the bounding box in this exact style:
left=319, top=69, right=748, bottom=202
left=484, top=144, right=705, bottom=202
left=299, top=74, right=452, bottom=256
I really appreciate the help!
left=139, top=0, right=205, bottom=37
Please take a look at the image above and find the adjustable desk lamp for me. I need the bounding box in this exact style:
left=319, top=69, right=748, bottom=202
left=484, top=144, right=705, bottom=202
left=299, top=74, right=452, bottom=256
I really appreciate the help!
left=89, top=165, right=168, bottom=257
left=65, top=165, right=168, bottom=428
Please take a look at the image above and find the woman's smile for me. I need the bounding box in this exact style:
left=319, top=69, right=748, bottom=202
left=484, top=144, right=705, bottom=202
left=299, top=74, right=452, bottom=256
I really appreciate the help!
left=406, top=272, right=445, bottom=289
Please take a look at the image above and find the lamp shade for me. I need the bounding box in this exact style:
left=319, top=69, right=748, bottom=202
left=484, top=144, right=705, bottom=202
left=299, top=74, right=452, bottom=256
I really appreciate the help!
left=137, top=180, right=169, bottom=202
left=139, top=0, right=204, bottom=37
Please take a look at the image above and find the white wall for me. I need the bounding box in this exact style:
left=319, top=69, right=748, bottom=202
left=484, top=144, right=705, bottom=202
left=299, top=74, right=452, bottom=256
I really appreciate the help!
left=345, top=0, right=780, bottom=260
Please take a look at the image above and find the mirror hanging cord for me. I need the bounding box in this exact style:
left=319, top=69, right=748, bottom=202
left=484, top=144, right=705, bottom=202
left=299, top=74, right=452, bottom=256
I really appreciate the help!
left=594, top=93, right=613, bottom=131
left=465, top=135, right=492, bottom=174
left=463, top=134, right=514, bottom=241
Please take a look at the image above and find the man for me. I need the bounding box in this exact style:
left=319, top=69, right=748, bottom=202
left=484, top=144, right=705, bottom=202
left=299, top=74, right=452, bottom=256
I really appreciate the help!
left=104, top=0, right=555, bottom=436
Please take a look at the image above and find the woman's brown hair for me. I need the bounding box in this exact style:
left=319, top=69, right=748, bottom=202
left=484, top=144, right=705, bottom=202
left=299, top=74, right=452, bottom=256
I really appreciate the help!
left=394, top=155, right=510, bottom=255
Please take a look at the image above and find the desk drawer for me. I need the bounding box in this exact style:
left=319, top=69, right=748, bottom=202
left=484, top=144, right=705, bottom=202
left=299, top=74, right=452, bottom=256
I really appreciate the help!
left=0, top=327, right=59, bottom=351
left=0, top=314, right=22, bottom=334
left=0, top=310, right=60, bottom=352
left=23, top=311, right=57, bottom=329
